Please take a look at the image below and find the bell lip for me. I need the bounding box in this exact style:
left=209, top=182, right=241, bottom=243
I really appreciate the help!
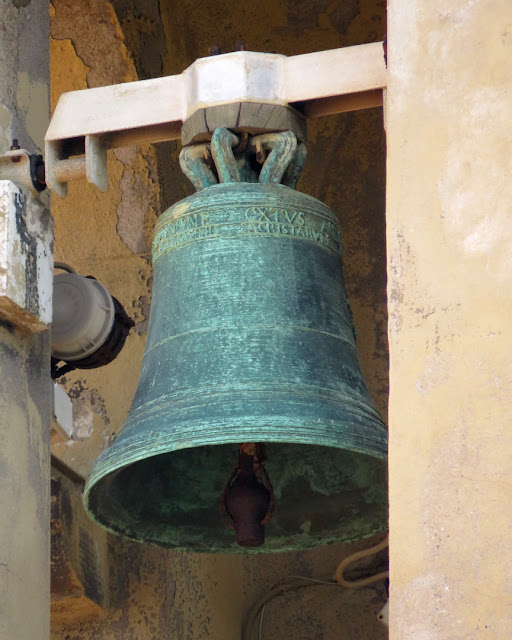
left=82, top=516, right=388, bottom=556
left=82, top=517, right=389, bottom=556
left=83, top=428, right=388, bottom=553
left=83, top=419, right=387, bottom=517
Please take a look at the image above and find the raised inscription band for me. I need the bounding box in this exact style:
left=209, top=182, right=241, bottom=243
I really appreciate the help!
left=153, top=204, right=343, bottom=260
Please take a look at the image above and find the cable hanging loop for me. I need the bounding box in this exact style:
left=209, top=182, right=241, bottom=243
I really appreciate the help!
left=335, top=535, right=389, bottom=588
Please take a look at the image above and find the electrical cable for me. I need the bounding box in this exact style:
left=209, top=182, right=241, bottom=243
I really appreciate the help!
left=243, top=535, right=389, bottom=640
left=54, top=261, right=77, bottom=273
left=256, top=577, right=339, bottom=640
left=335, top=535, right=389, bottom=588
left=243, top=576, right=338, bottom=640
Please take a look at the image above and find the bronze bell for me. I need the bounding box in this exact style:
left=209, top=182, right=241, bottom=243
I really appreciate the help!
left=83, top=128, right=388, bottom=553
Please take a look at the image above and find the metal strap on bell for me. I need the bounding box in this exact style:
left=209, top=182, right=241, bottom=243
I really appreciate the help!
left=83, top=128, right=388, bottom=553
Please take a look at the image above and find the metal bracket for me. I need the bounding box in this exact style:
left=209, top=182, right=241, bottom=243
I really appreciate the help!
left=45, top=43, right=387, bottom=197
left=378, top=600, right=389, bottom=627
left=51, top=382, right=74, bottom=441
left=0, top=149, right=46, bottom=196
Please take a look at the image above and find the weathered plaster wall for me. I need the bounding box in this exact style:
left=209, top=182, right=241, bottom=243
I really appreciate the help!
left=0, top=323, right=51, bottom=639
left=49, top=0, right=159, bottom=479
left=0, top=1, right=51, bottom=639
left=50, top=1, right=388, bottom=638
left=387, top=0, right=512, bottom=637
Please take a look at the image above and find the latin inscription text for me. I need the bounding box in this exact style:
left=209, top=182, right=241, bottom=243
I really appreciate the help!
left=154, top=206, right=342, bottom=258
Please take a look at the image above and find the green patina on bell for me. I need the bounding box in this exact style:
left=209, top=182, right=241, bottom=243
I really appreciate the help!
left=83, top=128, right=388, bottom=553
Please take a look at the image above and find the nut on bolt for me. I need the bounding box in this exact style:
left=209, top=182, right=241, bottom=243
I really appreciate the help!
left=10, top=139, right=21, bottom=162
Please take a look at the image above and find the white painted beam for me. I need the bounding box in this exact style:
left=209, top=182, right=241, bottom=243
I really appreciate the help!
left=46, top=44, right=385, bottom=143
left=45, top=43, right=386, bottom=196
left=284, top=42, right=386, bottom=103
left=46, top=73, right=186, bottom=143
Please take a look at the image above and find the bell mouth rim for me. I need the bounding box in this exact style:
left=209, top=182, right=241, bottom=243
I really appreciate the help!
left=82, top=507, right=388, bottom=555
left=83, top=429, right=387, bottom=553
left=84, top=418, right=387, bottom=500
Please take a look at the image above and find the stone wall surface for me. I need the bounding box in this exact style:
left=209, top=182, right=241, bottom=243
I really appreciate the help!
left=49, top=0, right=389, bottom=638
left=0, top=1, right=51, bottom=639
left=387, top=0, right=512, bottom=637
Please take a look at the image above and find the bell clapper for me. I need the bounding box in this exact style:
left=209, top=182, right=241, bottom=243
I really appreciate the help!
left=221, top=443, right=274, bottom=548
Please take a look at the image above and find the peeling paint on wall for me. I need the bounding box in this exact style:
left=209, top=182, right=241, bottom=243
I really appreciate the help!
left=16, top=73, right=48, bottom=151
left=50, top=0, right=158, bottom=488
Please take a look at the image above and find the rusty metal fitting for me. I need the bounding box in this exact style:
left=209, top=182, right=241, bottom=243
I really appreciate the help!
left=0, top=147, right=46, bottom=193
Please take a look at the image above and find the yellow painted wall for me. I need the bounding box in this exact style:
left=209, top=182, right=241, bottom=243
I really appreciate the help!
left=49, top=0, right=389, bottom=638
left=387, top=0, right=512, bottom=637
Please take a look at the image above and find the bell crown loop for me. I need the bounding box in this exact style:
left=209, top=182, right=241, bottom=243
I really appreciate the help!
left=179, top=128, right=307, bottom=191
